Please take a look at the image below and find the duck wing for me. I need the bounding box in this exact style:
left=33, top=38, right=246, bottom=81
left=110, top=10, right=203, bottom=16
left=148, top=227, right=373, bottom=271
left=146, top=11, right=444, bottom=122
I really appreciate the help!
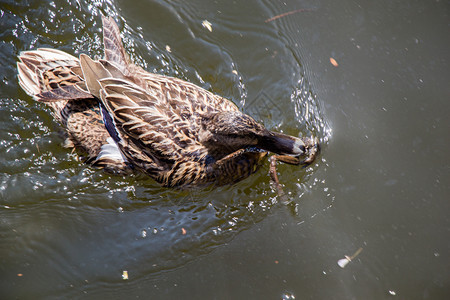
left=80, top=54, right=203, bottom=163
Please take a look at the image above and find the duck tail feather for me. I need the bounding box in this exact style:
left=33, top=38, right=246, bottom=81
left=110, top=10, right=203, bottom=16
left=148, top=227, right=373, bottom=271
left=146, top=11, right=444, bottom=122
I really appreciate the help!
left=17, top=48, right=89, bottom=102
left=101, top=16, right=132, bottom=71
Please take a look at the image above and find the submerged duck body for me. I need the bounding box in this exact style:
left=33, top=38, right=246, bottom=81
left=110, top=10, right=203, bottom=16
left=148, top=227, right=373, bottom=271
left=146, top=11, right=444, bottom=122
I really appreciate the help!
left=17, top=16, right=319, bottom=188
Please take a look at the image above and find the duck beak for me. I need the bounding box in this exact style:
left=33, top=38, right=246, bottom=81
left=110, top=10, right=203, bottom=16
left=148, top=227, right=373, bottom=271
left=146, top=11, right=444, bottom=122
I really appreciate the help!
left=259, top=131, right=305, bottom=155
left=259, top=132, right=320, bottom=164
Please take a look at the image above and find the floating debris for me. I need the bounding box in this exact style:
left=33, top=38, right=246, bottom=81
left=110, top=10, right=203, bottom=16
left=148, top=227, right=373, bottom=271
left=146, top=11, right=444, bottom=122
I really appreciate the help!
left=265, top=9, right=311, bottom=23
left=337, top=247, right=363, bottom=268
left=166, top=45, right=171, bottom=53
left=181, top=227, right=186, bottom=235
left=122, top=270, right=129, bottom=280
left=330, top=57, right=339, bottom=67
left=388, top=290, right=396, bottom=296
left=202, top=20, right=212, bottom=32
left=281, top=292, right=296, bottom=300
left=337, top=257, right=351, bottom=268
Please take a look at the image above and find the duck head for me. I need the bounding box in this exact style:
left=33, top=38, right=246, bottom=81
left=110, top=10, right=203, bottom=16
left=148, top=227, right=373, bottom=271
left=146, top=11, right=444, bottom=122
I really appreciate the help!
left=199, top=111, right=319, bottom=164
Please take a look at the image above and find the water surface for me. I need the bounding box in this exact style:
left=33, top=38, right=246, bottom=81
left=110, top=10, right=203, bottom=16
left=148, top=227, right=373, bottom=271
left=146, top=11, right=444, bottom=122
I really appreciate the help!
left=1, top=0, right=449, bottom=299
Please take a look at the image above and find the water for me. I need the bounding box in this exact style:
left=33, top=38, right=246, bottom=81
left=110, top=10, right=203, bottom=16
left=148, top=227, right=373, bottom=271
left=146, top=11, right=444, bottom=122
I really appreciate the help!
left=1, top=0, right=449, bottom=299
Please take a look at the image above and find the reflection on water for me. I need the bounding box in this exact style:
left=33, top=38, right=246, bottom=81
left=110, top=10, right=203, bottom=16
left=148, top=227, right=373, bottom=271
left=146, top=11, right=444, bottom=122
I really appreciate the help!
left=1, top=0, right=331, bottom=296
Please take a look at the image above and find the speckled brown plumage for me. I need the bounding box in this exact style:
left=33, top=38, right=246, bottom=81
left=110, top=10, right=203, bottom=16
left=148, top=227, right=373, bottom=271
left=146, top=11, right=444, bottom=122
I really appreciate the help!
left=17, top=16, right=319, bottom=188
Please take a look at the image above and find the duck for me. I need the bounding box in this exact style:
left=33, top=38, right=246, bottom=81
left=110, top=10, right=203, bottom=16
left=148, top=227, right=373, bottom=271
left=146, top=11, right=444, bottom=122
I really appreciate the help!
left=17, top=16, right=319, bottom=189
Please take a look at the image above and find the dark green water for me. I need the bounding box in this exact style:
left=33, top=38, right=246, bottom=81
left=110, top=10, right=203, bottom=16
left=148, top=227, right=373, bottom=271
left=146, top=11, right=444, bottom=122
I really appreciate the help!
left=1, top=0, right=449, bottom=299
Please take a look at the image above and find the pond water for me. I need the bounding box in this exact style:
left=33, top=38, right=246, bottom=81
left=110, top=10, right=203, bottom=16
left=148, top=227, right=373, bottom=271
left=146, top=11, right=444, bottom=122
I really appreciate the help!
left=1, top=0, right=449, bottom=299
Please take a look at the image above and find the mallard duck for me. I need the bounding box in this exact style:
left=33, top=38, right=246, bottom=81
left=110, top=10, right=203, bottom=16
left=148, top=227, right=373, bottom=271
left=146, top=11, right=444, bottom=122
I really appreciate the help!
left=17, top=16, right=319, bottom=189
